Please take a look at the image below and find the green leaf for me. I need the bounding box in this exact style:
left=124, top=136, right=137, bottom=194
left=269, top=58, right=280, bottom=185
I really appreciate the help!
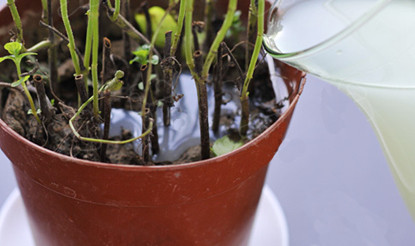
left=137, top=82, right=144, bottom=90
left=27, top=108, right=41, bottom=115
left=150, top=55, right=159, bottom=65
left=149, top=74, right=157, bottom=81
left=11, top=75, right=30, bottom=87
left=132, top=49, right=149, bottom=58
left=0, top=55, right=14, bottom=63
left=4, top=42, right=22, bottom=56
left=211, top=135, right=244, bottom=157
left=129, top=55, right=147, bottom=65
left=130, top=44, right=157, bottom=65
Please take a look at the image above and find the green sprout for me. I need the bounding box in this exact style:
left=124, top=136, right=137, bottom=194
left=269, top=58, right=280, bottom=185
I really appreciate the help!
left=130, top=44, right=159, bottom=66
left=0, top=41, right=40, bottom=124
left=103, top=70, right=125, bottom=92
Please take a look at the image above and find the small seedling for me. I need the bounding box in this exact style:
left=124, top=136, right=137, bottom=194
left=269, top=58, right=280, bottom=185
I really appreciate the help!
left=130, top=44, right=159, bottom=66
left=0, top=41, right=40, bottom=123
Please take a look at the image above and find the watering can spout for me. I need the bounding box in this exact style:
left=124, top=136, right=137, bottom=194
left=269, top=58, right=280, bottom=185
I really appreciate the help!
left=262, top=0, right=391, bottom=82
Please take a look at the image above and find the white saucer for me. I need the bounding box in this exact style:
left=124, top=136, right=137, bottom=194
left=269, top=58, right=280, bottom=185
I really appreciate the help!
left=0, top=186, right=288, bottom=246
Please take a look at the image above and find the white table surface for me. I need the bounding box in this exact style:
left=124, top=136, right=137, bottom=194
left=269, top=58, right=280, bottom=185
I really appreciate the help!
left=0, top=0, right=415, bottom=244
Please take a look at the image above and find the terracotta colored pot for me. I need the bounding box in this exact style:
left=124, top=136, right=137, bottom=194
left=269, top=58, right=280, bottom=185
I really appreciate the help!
left=0, top=1, right=306, bottom=245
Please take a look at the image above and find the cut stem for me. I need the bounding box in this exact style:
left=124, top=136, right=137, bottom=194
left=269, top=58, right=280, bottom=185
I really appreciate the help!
left=184, top=0, right=210, bottom=160
left=33, top=74, right=53, bottom=122
left=100, top=91, right=111, bottom=162
left=161, top=31, right=173, bottom=126
left=101, top=37, right=113, bottom=85
left=212, top=43, right=224, bottom=133
left=46, top=0, right=59, bottom=98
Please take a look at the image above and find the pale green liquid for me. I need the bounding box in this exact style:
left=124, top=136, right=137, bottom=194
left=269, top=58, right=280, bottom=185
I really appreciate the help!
left=265, top=0, right=415, bottom=218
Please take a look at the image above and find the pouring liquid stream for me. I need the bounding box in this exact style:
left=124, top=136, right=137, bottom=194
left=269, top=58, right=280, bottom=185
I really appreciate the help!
left=264, top=0, right=415, bottom=219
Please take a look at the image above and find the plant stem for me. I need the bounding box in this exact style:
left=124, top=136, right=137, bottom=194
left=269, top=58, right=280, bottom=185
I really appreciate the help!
left=170, top=0, right=186, bottom=56
left=222, top=42, right=244, bottom=90
left=100, top=91, right=111, bottom=162
left=15, top=63, right=41, bottom=124
left=6, top=0, right=24, bottom=45
left=101, top=37, right=112, bottom=85
left=139, top=3, right=175, bottom=161
left=195, top=77, right=210, bottom=159
left=122, top=0, right=131, bottom=60
left=240, top=0, right=264, bottom=136
left=184, top=0, right=210, bottom=160
left=201, top=0, right=237, bottom=80
left=26, top=40, right=51, bottom=53
left=75, top=74, right=89, bottom=104
left=39, top=21, right=85, bottom=63
left=59, top=0, right=82, bottom=76
left=33, top=74, right=53, bottom=122
left=204, top=0, right=214, bottom=53
left=83, top=8, right=93, bottom=94
left=41, top=0, right=48, bottom=22
left=89, top=0, right=100, bottom=118
left=212, top=43, right=223, bottom=133
left=140, top=66, right=150, bottom=163
left=192, top=24, right=202, bottom=75
left=246, top=0, right=258, bottom=70
left=110, top=0, right=120, bottom=21
left=162, top=31, right=173, bottom=126
left=184, top=0, right=198, bottom=80
left=46, top=0, right=59, bottom=96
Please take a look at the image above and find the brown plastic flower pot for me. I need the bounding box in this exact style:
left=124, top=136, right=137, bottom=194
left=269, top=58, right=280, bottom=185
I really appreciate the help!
left=0, top=1, right=305, bottom=245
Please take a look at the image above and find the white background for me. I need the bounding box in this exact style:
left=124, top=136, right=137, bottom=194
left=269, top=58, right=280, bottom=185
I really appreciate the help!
left=0, top=0, right=415, bottom=245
